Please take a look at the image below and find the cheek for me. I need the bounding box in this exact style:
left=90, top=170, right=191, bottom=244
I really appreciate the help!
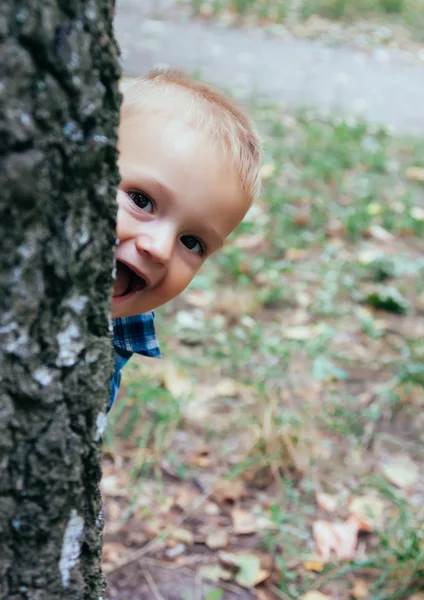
left=115, top=202, right=136, bottom=242
left=169, top=260, right=202, bottom=294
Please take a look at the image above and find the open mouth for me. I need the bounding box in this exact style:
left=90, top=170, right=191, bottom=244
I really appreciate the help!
left=112, top=261, right=147, bottom=299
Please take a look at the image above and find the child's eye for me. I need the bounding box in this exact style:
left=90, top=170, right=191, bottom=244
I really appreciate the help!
left=180, top=235, right=205, bottom=255
left=128, top=190, right=154, bottom=213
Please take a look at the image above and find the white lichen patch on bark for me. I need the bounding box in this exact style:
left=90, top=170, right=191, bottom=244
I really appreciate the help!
left=59, top=509, right=84, bottom=588
left=56, top=323, right=84, bottom=367
left=94, top=412, right=108, bottom=441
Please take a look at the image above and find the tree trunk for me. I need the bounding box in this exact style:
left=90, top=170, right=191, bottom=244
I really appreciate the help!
left=1, top=1, right=121, bottom=597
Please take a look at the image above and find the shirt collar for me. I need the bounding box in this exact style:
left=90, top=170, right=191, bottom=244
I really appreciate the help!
left=113, top=312, right=161, bottom=358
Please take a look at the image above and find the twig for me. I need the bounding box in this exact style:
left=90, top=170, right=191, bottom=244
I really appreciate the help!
left=107, top=470, right=226, bottom=574
left=143, top=566, right=166, bottom=600
left=268, top=584, right=292, bottom=600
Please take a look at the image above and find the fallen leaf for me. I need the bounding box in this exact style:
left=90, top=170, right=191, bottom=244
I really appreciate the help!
left=212, top=378, right=245, bottom=398
left=410, top=206, right=424, bottom=221
left=409, top=595, right=424, bottom=600
left=256, top=590, right=275, bottom=600
left=260, top=163, right=276, bottom=180
left=349, top=495, right=384, bottom=531
left=351, top=579, right=369, bottom=599
left=316, top=492, right=338, bottom=513
left=190, top=448, right=211, bottom=468
left=174, top=486, right=198, bottom=510
left=206, top=529, right=229, bottom=549
left=198, top=564, right=233, bottom=582
left=126, top=530, right=148, bottom=546
left=218, top=552, right=265, bottom=587
left=357, top=249, right=384, bottom=265
left=105, top=498, right=122, bottom=522
left=185, top=289, right=215, bottom=308
left=283, top=325, right=321, bottom=341
left=231, top=508, right=258, bottom=535
left=300, top=592, right=331, bottom=600
left=234, top=233, right=266, bottom=251
left=285, top=248, right=308, bottom=261
left=214, top=287, right=258, bottom=317
left=101, top=474, right=129, bottom=497
left=165, top=543, right=186, bottom=559
left=382, top=455, right=419, bottom=488
left=367, top=224, right=395, bottom=243
left=406, top=166, right=424, bottom=182
left=303, top=559, right=325, bottom=572
left=212, top=479, right=247, bottom=503
left=102, top=542, right=129, bottom=572
left=170, top=527, right=194, bottom=545
left=236, top=556, right=264, bottom=588
left=292, top=206, right=311, bottom=227
left=367, top=202, right=382, bottom=215
left=161, top=362, right=193, bottom=398
left=313, top=516, right=360, bottom=561
left=204, top=502, right=220, bottom=516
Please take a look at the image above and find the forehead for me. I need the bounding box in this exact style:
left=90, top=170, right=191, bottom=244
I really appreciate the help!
left=119, top=112, right=249, bottom=238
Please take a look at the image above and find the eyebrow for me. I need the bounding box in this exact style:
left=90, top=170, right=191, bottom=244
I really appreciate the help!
left=126, top=170, right=225, bottom=250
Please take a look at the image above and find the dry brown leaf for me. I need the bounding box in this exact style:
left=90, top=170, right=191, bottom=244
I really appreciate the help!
left=161, top=362, right=193, bottom=399
left=351, top=579, right=369, bottom=599
left=256, top=590, right=275, bottom=600
left=126, top=530, right=148, bottom=546
left=234, top=233, right=266, bottom=251
left=212, top=378, right=245, bottom=398
left=300, top=592, right=331, bottom=600
left=214, top=287, right=258, bottom=317
left=285, top=247, right=308, bottom=261
left=105, top=498, right=122, bottom=522
left=170, top=527, right=194, bottom=545
left=231, top=508, right=258, bottom=535
left=102, top=542, right=129, bottom=572
left=349, top=495, right=384, bottom=531
left=174, top=486, right=198, bottom=510
left=303, top=559, right=325, bottom=572
left=212, top=478, right=247, bottom=503
left=406, top=166, right=424, bottom=182
left=252, top=569, right=271, bottom=586
left=190, top=448, right=210, bottom=468
left=313, top=516, right=360, bottom=562
left=292, top=205, right=311, bottom=227
left=382, top=455, right=419, bottom=488
left=206, top=529, right=229, bottom=549
left=283, top=325, right=321, bottom=341
left=185, top=289, right=215, bottom=308
left=409, top=595, right=424, bottom=600
left=316, top=492, right=338, bottom=513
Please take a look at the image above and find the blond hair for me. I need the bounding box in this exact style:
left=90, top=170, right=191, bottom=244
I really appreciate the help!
left=120, top=69, right=262, bottom=205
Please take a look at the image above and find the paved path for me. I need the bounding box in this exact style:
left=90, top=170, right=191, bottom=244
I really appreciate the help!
left=115, top=0, right=424, bottom=133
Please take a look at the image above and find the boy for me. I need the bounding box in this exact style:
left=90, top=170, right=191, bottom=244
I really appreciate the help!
left=110, top=69, right=262, bottom=408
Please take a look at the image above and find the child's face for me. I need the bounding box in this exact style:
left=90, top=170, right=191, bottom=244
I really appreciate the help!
left=112, top=111, right=248, bottom=318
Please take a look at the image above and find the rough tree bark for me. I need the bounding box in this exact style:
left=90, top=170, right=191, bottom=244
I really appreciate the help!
left=1, top=1, right=121, bottom=598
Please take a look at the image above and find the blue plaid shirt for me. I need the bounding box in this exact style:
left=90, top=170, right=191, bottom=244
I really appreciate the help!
left=110, top=312, right=161, bottom=410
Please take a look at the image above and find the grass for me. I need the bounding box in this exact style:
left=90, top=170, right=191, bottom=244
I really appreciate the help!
left=104, top=103, right=424, bottom=598
left=188, top=0, right=424, bottom=43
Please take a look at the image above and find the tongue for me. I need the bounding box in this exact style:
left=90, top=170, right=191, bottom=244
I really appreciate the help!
left=113, top=263, right=132, bottom=297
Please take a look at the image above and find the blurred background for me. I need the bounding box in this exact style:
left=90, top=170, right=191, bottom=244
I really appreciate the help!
left=104, top=2, right=424, bottom=599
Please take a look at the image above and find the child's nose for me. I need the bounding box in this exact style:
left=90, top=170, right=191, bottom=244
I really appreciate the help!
left=135, top=224, right=175, bottom=265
